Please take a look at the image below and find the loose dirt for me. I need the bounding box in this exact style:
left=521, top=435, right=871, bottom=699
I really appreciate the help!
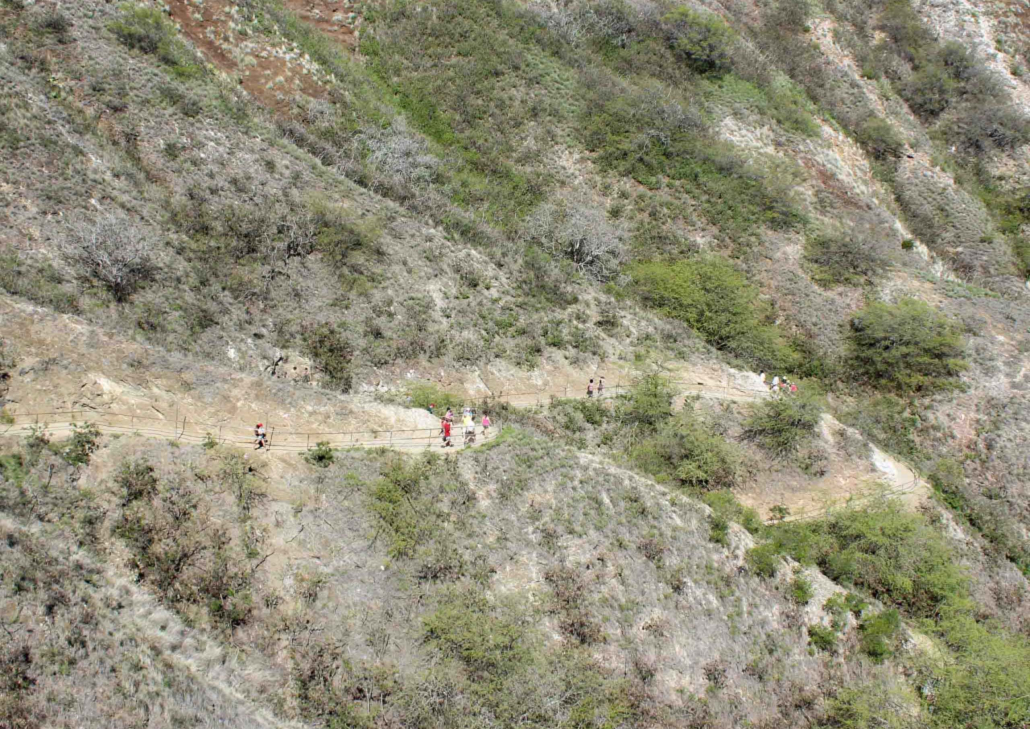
left=166, top=0, right=357, bottom=111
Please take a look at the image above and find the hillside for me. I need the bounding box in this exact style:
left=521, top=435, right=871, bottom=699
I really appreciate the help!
left=2, top=0, right=1030, bottom=727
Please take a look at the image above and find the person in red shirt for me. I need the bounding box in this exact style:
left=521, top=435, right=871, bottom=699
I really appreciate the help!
left=441, top=418, right=452, bottom=448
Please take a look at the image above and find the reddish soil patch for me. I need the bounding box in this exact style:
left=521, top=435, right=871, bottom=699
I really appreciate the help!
left=802, top=158, right=865, bottom=210
left=282, top=0, right=358, bottom=48
left=165, top=0, right=355, bottom=111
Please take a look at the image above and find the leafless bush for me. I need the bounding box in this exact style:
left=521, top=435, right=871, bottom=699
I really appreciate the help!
left=304, top=98, right=336, bottom=129
left=731, top=37, right=775, bottom=87
left=61, top=216, right=155, bottom=301
left=636, top=86, right=705, bottom=133
left=533, top=0, right=636, bottom=47
left=522, top=189, right=627, bottom=281
left=356, top=119, right=440, bottom=196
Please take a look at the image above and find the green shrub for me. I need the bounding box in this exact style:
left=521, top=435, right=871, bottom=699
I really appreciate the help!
left=302, top=323, right=354, bottom=392
left=901, top=65, right=955, bottom=119
left=662, top=7, right=736, bottom=76
left=821, top=679, right=921, bottom=728
left=824, top=591, right=868, bottom=631
left=0, top=337, right=11, bottom=373
left=422, top=589, right=530, bottom=682
left=708, top=513, right=730, bottom=546
left=847, top=299, right=967, bottom=393
left=808, top=624, right=837, bottom=651
left=763, top=500, right=967, bottom=618
left=580, top=81, right=803, bottom=237
left=367, top=455, right=434, bottom=558
left=407, top=382, right=465, bottom=413
left=926, top=606, right=1030, bottom=729
left=743, top=394, right=821, bottom=456
left=33, top=7, right=71, bottom=38
left=805, top=230, right=889, bottom=286
left=61, top=423, right=102, bottom=465
left=746, top=543, right=781, bottom=578
left=789, top=572, right=814, bottom=605
left=858, top=608, right=900, bottom=661
left=304, top=441, right=335, bottom=468
left=0, top=254, right=79, bottom=313
left=633, top=410, right=746, bottom=491
left=855, top=116, right=904, bottom=160
left=840, top=394, right=922, bottom=462
left=617, top=375, right=674, bottom=432
left=631, top=257, right=797, bottom=371
left=109, top=4, right=205, bottom=80
left=308, top=199, right=383, bottom=276
left=702, top=491, right=763, bottom=534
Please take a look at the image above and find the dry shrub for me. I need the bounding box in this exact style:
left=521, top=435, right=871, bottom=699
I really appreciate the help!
left=894, top=159, right=1017, bottom=282
left=544, top=564, right=604, bottom=644
left=522, top=189, right=627, bottom=281
left=61, top=215, right=155, bottom=301
left=356, top=119, right=440, bottom=197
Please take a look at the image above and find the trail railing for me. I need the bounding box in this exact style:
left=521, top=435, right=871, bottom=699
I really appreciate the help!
left=0, top=376, right=768, bottom=453
left=0, top=408, right=498, bottom=453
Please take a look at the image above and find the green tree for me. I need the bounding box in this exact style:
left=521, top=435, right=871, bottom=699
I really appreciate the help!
left=743, top=394, right=822, bottom=456
left=618, top=375, right=674, bottom=431
left=663, top=7, right=737, bottom=76
left=847, top=299, right=966, bottom=393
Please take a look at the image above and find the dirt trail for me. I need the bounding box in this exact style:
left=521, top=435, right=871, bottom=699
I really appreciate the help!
left=736, top=415, right=929, bottom=523
left=0, top=295, right=926, bottom=521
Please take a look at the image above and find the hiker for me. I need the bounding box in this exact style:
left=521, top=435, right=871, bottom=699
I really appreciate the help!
left=598, top=377, right=605, bottom=397
left=440, top=417, right=452, bottom=448
left=789, top=381, right=798, bottom=394
left=481, top=412, right=491, bottom=435
left=462, top=411, right=475, bottom=447
left=428, top=403, right=435, bottom=415
left=760, top=372, right=767, bottom=385
left=587, top=379, right=595, bottom=398
left=771, top=375, right=780, bottom=391
left=254, top=423, right=267, bottom=450
left=444, top=407, right=454, bottom=423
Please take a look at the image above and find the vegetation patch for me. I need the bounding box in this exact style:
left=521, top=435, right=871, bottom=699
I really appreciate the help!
left=632, top=257, right=797, bottom=371
left=847, top=299, right=967, bottom=393
left=743, top=394, right=822, bottom=456
left=109, top=4, right=206, bottom=80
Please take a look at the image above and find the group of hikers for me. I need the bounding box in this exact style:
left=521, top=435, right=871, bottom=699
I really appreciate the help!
left=433, top=406, right=490, bottom=448
left=252, top=370, right=785, bottom=452
left=760, top=372, right=799, bottom=395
